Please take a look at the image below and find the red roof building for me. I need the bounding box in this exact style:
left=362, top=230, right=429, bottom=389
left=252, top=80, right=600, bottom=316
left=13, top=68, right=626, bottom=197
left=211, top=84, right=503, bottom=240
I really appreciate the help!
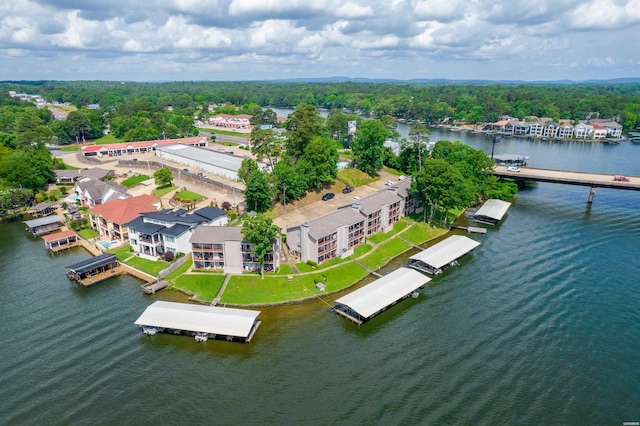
left=81, top=137, right=207, bottom=157
left=89, top=195, right=161, bottom=242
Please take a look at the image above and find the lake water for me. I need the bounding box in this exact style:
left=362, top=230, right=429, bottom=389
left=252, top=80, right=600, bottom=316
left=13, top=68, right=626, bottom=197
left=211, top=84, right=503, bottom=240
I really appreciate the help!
left=1, top=131, right=639, bottom=424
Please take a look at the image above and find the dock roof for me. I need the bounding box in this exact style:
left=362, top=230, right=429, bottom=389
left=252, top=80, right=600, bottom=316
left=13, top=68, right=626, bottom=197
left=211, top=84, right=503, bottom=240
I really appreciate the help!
left=42, top=229, right=78, bottom=242
left=334, top=267, right=430, bottom=319
left=134, top=301, right=260, bottom=338
left=65, top=253, right=118, bottom=274
left=24, top=215, right=64, bottom=228
left=474, top=199, right=511, bottom=222
left=409, top=235, right=481, bottom=269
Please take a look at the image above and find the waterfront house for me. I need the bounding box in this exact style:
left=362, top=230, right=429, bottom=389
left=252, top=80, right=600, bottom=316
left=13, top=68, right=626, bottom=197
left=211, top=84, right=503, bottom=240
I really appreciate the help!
left=73, top=177, right=129, bottom=208
left=513, top=122, right=530, bottom=136
left=574, top=122, right=593, bottom=139
left=591, top=119, right=623, bottom=138
left=556, top=122, right=574, bottom=139
left=127, top=207, right=227, bottom=259
left=592, top=125, right=608, bottom=139
left=190, top=226, right=281, bottom=274
left=528, top=121, right=544, bottom=137
left=88, top=194, right=161, bottom=243
left=542, top=121, right=559, bottom=138
left=54, top=168, right=114, bottom=184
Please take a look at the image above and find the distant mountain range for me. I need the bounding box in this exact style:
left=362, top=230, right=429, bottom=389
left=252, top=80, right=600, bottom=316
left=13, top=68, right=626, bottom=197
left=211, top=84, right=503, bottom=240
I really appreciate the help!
left=268, top=76, right=640, bottom=85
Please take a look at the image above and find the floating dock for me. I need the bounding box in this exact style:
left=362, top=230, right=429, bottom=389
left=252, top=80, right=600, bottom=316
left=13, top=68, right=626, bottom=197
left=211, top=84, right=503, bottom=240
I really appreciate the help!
left=408, top=235, right=481, bottom=275
left=134, top=301, right=261, bottom=343
left=472, top=199, right=511, bottom=225
left=332, top=267, right=431, bottom=325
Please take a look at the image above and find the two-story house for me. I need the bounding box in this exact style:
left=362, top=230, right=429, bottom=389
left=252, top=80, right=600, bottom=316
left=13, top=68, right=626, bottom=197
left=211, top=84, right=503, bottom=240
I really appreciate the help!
left=74, top=177, right=129, bottom=208
left=88, top=195, right=161, bottom=243
left=126, top=206, right=227, bottom=259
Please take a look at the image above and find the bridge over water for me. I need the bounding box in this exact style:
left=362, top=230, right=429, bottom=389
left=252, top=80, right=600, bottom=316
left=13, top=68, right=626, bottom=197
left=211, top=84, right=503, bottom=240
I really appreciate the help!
left=493, top=165, right=640, bottom=203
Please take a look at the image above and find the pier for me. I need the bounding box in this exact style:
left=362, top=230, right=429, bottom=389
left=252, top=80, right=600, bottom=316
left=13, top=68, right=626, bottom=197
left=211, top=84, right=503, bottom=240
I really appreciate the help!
left=65, top=254, right=122, bottom=287
left=408, top=235, right=481, bottom=275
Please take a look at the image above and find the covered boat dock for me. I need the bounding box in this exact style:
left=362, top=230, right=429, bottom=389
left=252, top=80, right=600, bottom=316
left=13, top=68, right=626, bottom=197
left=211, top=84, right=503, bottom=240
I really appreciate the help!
left=473, top=199, right=511, bottom=225
left=65, top=253, right=122, bottom=286
left=42, top=229, right=80, bottom=252
left=332, top=267, right=431, bottom=325
left=409, top=235, right=481, bottom=275
left=24, top=215, right=65, bottom=236
left=134, top=301, right=262, bottom=343
left=29, top=202, right=57, bottom=218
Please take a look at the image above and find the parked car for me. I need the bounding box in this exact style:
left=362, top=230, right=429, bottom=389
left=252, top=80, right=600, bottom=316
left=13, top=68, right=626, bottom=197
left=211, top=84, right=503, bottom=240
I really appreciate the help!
left=342, top=185, right=354, bottom=194
left=398, top=175, right=407, bottom=181
left=506, top=166, right=520, bottom=172
left=613, top=175, right=630, bottom=182
left=385, top=180, right=394, bottom=186
left=322, top=192, right=335, bottom=201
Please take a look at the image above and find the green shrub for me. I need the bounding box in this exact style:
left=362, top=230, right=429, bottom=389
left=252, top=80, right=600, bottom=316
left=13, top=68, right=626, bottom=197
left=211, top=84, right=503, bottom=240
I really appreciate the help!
left=306, top=260, right=317, bottom=267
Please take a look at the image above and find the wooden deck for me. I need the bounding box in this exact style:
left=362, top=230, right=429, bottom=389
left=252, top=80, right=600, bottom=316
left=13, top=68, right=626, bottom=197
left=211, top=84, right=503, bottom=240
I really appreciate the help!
left=141, top=280, right=170, bottom=294
left=75, top=265, right=125, bottom=287
left=50, top=241, right=81, bottom=252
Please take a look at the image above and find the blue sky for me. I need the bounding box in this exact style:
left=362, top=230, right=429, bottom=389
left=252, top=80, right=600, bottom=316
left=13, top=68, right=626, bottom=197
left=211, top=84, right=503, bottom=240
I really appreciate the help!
left=1, top=0, right=639, bottom=82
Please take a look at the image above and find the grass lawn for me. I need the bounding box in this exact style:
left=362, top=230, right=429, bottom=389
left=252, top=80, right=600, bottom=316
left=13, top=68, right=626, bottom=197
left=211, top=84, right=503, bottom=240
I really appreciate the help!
left=296, top=262, right=315, bottom=273
left=401, top=222, right=447, bottom=245
left=221, top=262, right=368, bottom=304
left=214, top=141, right=239, bottom=146
left=338, top=168, right=379, bottom=187
left=60, top=145, right=80, bottom=152
left=170, top=274, right=226, bottom=301
left=361, top=238, right=411, bottom=270
left=165, top=258, right=193, bottom=281
left=152, top=185, right=178, bottom=197
left=111, top=245, right=133, bottom=260
left=124, top=256, right=168, bottom=277
left=78, top=229, right=99, bottom=239
left=92, top=134, right=123, bottom=144
left=209, top=129, right=247, bottom=137
left=176, top=189, right=205, bottom=202
left=383, top=166, right=404, bottom=176
left=121, top=174, right=150, bottom=188
left=277, top=264, right=294, bottom=275
left=367, top=220, right=410, bottom=244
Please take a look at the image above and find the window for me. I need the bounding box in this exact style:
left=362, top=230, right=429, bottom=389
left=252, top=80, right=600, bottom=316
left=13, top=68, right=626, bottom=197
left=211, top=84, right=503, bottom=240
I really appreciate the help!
left=130, top=239, right=137, bottom=246
left=164, top=235, right=175, bottom=243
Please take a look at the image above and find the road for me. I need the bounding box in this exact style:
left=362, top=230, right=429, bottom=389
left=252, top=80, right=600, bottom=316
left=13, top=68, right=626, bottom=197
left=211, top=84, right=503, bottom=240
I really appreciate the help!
left=494, top=165, right=640, bottom=191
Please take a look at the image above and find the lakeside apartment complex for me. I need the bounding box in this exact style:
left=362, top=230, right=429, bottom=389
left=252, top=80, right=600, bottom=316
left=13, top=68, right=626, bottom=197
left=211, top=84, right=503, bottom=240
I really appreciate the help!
left=486, top=117, right=622, bottom=139
left=287, top=179, right=421, bottom=265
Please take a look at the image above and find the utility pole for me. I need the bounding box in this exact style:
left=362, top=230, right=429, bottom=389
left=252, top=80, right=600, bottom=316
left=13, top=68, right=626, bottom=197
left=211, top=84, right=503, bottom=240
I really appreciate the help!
left=282, top=186, right=286, bottom=212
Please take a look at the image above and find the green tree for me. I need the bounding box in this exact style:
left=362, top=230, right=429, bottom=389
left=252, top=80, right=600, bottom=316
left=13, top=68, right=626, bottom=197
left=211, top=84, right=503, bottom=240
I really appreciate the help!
left=241, top=213, right=280, bottom=278
left=272, top=159, right=307, bottom=204
left=238, top=158, right=259, bottom=184
left=153, top=167, right=173, bottom=187
left=243, top=170, right=272, bottom=213
left=295, top=136, right=339, bottom=189
left=408, top=122, right=431, bottom=171
left=66, top=110, right=92, bottom=143
left=285, top=104, right=324, bottom=163
left=352, top=119, right=388, bottom=175
left=250, top=128, right=280, bottom=166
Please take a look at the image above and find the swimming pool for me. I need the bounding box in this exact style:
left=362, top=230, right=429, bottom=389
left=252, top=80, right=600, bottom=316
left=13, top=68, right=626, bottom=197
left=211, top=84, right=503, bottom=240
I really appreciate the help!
left=337, top=161, right=349, bottom=169
left=99, top=240, right=120, bottom=249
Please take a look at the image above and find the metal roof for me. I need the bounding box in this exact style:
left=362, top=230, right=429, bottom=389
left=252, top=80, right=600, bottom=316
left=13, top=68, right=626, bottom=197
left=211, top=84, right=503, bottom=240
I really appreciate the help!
left=134, top=301, right=260, bottom=338
left=334, top=267, right=430, bottom=319
left=24, top=215, right=64, bottom=228
left=65, top=254, right=118, bottom=274
left=474, top=199, right=511, bottom=222
left=409, top=235, right=481, bottom=269
left=157, top=144, right=243, bottom=173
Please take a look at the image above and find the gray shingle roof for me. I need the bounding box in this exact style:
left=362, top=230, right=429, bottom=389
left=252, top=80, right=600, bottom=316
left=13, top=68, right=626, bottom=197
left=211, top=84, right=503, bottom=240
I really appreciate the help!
left=190, top=226, right=243, bottom=244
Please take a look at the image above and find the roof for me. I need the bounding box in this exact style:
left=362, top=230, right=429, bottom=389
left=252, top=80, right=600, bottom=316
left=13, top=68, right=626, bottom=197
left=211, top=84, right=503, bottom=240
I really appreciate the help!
left=31, top=202, right=56, bottom=211
left=75, top=178, right=128, bottom=203
left=89, top=194, right=160, bottom=224
left=81, top=137, right=206, bottom=153
left=161, top=223, right=191, bottom=237
left=24, top=215, right=64, bottom=228
left=190, top=226, right=242, bottom=244
left=65, top=254, right=118, bottom=274
left=134, top=301, right=260, bottom=338
left=42, top=229, right=78, bottom=242
left=334, top=267, right=430, bottom=319
left=474, top=199, right=511, bottom=222
left=156, top=144, right=243, bottom=173
left=357, top=188, right=401, bottom=215
left=409, top=235, right=481, bottom=269
left=305, top=207, right=365, bottom=240
left=126, top=216, right=164, bottom=234
left=193, top=206, right=227, bottom=221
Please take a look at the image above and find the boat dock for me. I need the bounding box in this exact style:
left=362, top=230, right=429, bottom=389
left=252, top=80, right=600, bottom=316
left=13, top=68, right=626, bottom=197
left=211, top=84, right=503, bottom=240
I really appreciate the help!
left=65, top=254, right=122, bottom=287
left=42, top=230, right=81, bottom=252
left=134, top=301, right=262, bottom=343
left=451, top=225, right=487, bottom=234
left=354, top=260, right=382, bottom=278
left=332, top=267, right=431, bottom=325
left=141, top=280, right=170, bottom=294
left=408, top=235, right=481, bottom=275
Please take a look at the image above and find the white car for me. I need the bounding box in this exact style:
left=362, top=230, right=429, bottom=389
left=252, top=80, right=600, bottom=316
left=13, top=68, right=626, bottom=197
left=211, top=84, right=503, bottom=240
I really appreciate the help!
left=506, top=166, right=520, bottom=172
left=398, top=175, right=407, bottom=181
left=385, top=180, right=394, bottom=186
